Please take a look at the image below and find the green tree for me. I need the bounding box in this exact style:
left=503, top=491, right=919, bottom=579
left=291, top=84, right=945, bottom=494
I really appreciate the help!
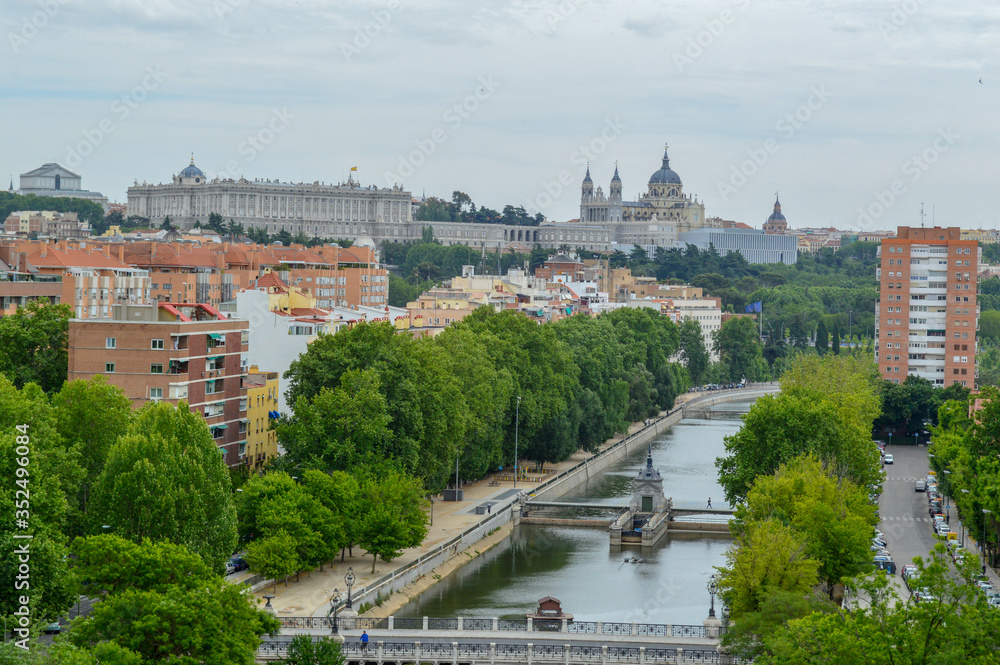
left=278, top=370, right=394, bottom=473
left=716, top=518, right=820, bottom=618
left=737, top=455, right=877, bottom=599
left=814, top=318, right=828, bottom=355
left=678, top=319, right=710, bottom=385
left=159, top=216, right=175, bottom=231
left=717, top=355, right=882, bottom=503
left=69, top=581, right=280, bottom=664
left=89, top=402, right=238, bottom=572
left=71, top=534, right=213, bottom=597
left=207, top=212, right=225, bottom=234
left=245, top=531, right=300, bottom=592
left=282, top=635, right=344, bottom=665
left=759, top=548, right=1000, bottom=664
left=236, top=472, right=342, bottom=574
left=0, top=300, right=73, bottom=393
left=51, top=377, right=133, bottom=536
left=712, top=316, right=766, bottom=383
left=355, top=468, right=428, bottom=573
left=979, top=309, right=1000, bottom=342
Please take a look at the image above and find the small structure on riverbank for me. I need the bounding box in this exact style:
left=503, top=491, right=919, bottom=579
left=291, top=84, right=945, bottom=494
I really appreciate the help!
left=630, top=444, right=670, bottom=515
left=526, top=596, right=573, bottom=622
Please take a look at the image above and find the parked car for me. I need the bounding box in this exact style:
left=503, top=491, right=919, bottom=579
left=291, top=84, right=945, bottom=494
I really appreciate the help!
left=884, top=454, right=894, bottom=464
left=874, top=557, right=897, bottom=575
left=915, top=479, right=926, bottom=492
left=229, top=557, right=248, bottom=573
left=901, top=564, right=917, bottom=580
left=873, top=537, right=887, bottom=549
left=913, top=589, right=936, bottom=603
left=43, top=621, right=61, bottom=634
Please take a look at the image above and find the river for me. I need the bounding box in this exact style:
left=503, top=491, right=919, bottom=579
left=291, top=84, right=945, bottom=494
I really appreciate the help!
left=395, top=400, right=755, bottom=625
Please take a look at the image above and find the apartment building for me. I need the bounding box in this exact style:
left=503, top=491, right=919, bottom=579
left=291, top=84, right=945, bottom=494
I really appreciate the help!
left=876, top=226, right=980, bottom=387
left=245, top=366, right=279, bottom=470
left=0, top=240, right=151, bottom=318
left=67, top=302, right=250, bottom=466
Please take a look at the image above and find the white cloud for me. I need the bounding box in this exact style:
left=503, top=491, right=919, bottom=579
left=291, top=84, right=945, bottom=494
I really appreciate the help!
left=3, top=0, right=1000, bottom=231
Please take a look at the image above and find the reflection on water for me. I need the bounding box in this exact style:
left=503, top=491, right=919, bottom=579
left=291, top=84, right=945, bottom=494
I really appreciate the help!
left=397, top=403, right=754, bottom=624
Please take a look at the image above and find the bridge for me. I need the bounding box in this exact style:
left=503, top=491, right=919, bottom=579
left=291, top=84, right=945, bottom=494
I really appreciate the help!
left=258, top=616, right=744, bottom=664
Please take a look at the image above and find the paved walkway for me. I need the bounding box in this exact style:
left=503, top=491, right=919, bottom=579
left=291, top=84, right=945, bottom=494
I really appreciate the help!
left=251, top=387, right=768, bottom=617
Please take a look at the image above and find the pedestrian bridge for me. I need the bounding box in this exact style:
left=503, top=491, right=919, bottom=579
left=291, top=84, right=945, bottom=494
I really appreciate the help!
left=259, top=616, right=742, bottom=664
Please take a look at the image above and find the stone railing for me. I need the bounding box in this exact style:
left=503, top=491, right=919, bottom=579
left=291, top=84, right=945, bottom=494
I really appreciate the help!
left=277, top=615, right=711, bottom=638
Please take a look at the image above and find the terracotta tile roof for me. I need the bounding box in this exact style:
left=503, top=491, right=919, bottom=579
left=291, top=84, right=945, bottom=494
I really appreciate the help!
left=28, top=246, right=131, bottom=270
left=290, top=307, right=329, bottom=317
left=252, top=272, right=289, bottom=292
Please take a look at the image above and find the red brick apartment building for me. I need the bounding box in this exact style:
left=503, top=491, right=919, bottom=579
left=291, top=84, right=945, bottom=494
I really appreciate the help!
left=876, top=226, right=980, bottom=387
left=68, top=302, right=250, bottom=467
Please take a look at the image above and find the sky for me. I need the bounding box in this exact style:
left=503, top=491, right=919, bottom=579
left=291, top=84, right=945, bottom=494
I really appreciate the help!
left=3, top=0, right=999, bottom=232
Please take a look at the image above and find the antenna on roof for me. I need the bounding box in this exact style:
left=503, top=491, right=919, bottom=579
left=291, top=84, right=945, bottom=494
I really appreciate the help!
left=919, top=203, right=926, bottom=228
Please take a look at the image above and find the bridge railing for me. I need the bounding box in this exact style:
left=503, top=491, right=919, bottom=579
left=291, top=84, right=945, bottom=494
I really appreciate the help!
left=276, top=616, right=712, bottom=639
left=259, top=639, right=743, bottom=663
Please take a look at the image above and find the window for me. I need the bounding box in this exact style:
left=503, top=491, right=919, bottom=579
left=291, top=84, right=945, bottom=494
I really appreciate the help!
left=150, top=363, right=163, bottom=374
left=105, top=362, right=115, bottom=373
left=149, top=387, right=163, bottom=402
left=106, top=337, right=116, bottom=349
left=151, top=339, right=164, bottom=350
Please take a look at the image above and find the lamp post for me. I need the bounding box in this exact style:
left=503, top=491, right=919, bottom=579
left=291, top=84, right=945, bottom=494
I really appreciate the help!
left=942, top=470, right=951, bottom=523
left=961, top=489, right=971, bottom=547
left=514, top=396, right=521, bottom=489
left=707, top=574, right=718, bottom=618
left=984, top=509, right=993, bottom=575
left=328, top=588, right=341, bottom=636
left=344, top=567, right=355, bottom=610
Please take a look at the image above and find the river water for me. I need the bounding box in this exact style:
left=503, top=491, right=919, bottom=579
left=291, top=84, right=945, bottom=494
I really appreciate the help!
left=396, top=400, right=755, bottom=625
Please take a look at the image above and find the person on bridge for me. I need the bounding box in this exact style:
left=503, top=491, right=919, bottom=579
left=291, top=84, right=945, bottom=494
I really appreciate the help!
left=361, top=631, right=369, bottom=649
left=707, top=498, right=712, bottom=509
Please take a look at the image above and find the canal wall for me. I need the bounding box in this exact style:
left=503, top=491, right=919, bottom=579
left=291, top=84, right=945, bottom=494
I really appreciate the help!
left=529, top=385, right=778, bottom=503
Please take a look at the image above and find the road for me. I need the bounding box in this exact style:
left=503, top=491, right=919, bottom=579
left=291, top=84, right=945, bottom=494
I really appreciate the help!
left=876, top=444, right=941, bottom=597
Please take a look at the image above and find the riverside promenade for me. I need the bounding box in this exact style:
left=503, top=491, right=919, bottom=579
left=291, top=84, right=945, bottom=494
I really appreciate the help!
left=242, top=386, right=775, bottom=620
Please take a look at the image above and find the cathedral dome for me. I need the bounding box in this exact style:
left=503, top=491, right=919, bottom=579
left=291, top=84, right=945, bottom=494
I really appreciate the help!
left=768, top=195, right=785, bottom=221
left=611, top=165, right=621, bottom=183
left=180, top=156, right=205, bottom=179
left=648, top=147, right=681, bottom=185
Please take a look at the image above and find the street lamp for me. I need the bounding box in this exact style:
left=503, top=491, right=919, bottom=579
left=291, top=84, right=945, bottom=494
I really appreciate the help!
left=984, top=509, right=993, bottom=576
left=514, top=396, right=521, bottom=489
left=961, top=489, right=971, bottom=547
left=328, top=588, right=341, bottom=635
left=942, top=470, right=951, bottom=522
left=344, top=567, right=355, bottom=610
left=707, top=574, right=718, bottom=618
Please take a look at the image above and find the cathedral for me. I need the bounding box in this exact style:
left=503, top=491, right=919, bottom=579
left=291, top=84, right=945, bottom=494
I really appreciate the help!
left=578, top=145, right=711, bottom=240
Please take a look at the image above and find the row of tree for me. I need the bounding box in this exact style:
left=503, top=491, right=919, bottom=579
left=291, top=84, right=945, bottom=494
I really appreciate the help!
left=279, top=306, right=694, bottom=491
left=0, top=375, right=282, bottom=660
left=927, top=386, right=1000, bottom=572
left=415, top=191, right=543, bottom=226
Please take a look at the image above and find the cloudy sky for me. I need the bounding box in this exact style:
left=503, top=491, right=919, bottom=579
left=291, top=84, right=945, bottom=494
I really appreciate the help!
left=4, top=0, right=999, bottom=231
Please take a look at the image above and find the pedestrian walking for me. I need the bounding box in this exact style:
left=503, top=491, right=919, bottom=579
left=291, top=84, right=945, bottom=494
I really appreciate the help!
left=706, top=498, right=712, bottom=509
left=361, top=631, right=369, bottom=649
left=487, top=504, right=491, bottom=514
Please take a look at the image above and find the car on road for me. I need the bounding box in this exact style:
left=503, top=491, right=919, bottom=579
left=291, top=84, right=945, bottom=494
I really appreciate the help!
left=913, top=589, right=936, bottom=603
left=43, top=621, right=61, bottom=634
left=884, top=454, right=894, bottom=464
left=915, top=479, right=926, bottom=492
left=229, top=557, right=248, bottom=573
left=874, top=556, right=896, bottom=575
left=901, top=564, right=917, bottom=580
